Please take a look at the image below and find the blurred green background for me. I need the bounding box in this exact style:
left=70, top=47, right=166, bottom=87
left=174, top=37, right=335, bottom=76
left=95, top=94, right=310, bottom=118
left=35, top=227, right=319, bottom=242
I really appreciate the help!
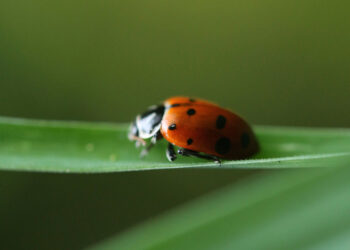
left=0, top=0, right=349, bottom=249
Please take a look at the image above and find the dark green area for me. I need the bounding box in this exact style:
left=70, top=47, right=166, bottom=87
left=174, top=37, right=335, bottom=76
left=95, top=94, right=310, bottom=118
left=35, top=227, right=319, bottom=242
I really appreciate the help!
left=0, top=0, right=349, bottom=249
left=0, top=168, right=256, bottom=249
left=92, top=166, right=350, bottom=250
left=1, top=0, right=349, bottom=126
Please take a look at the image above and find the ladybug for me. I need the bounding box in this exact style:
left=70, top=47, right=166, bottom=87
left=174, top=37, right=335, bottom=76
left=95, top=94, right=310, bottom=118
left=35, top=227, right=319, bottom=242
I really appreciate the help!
left=129, top=96, right=259, bottom=163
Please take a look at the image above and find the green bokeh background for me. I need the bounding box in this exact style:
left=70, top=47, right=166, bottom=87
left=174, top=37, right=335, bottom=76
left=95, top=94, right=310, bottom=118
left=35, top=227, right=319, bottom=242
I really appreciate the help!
left=0, top=0, right=349, bottom=249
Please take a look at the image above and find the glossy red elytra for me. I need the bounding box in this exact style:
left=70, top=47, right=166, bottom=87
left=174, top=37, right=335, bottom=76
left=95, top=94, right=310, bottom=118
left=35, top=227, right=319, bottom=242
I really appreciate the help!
left=129, top=96, right=259, bottom=163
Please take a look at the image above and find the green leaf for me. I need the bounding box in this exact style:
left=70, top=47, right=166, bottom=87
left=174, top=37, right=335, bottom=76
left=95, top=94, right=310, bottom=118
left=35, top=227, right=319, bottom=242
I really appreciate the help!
left=0, top=116, right=349, bottom=173
left=89, top=166, right=350, bottom=250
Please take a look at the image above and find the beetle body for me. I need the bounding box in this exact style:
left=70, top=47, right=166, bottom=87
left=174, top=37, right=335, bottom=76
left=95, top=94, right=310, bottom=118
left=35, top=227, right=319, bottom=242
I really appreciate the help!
left=129, top=97, right=259, bottom=162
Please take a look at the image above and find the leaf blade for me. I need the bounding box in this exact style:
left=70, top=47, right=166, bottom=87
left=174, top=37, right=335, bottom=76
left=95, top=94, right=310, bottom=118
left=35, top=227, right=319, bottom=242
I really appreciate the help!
left=89, top=166, right=350, bottom=250
left=0, top=116, right=349, bottom=173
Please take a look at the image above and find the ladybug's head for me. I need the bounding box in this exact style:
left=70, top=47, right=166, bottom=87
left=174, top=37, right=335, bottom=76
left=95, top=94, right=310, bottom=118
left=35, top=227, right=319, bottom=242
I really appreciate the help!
left=128, top=105, right=165, bottom=143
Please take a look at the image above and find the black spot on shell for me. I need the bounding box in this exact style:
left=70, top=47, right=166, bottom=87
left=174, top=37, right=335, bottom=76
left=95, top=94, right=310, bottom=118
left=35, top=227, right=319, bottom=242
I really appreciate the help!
left=187, top=108, right=196, bottom=116
left=168, top=124, right=176, bottom=130
left=189, top=98, right=196, bottom=102
left=187, top=138, right=193, bottom=145
left=215, top=137, right=231, bottom=155
left=216, top=115, right=226, bottom=129
left=241, top=133, right=250, bottom=148
left=170, top=103, right=181, bottom=108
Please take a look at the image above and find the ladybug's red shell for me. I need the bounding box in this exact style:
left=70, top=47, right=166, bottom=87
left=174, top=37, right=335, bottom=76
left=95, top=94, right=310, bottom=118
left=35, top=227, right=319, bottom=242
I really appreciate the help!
left=164, top=96, right=217, bottom=107
left=160, top=97, right=259, bottom=160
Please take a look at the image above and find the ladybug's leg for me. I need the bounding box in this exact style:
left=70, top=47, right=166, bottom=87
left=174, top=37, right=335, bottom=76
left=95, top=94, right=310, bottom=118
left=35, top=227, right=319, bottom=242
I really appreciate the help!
left=177, top=148, right=221, bottom=164
left=140, top=130, right=163, bottom=158
left=166, top=143, right=177, bottom=162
